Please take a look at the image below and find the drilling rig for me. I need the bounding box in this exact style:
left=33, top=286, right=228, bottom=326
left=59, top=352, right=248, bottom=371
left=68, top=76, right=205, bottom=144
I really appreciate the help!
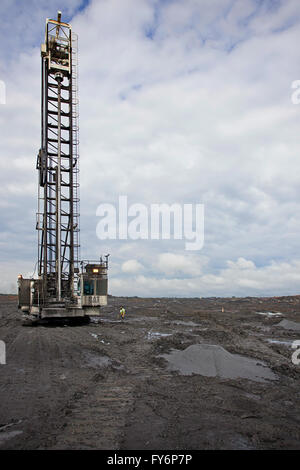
left=17, top=12, right=108, bottom=325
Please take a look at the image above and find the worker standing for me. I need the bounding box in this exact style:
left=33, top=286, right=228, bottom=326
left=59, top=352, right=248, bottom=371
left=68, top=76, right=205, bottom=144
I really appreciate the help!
left=120, top=307, right=126, bottom=320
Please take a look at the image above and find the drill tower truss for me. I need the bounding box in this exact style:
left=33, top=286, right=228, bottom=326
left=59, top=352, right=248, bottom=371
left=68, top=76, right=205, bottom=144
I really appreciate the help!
left=36, top=13, right=80, bottom=304
left=18, top=12, right=109, bottom=323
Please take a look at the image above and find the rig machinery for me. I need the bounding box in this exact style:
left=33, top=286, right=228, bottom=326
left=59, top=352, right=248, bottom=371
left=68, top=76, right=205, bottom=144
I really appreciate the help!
left=17, top=12, right=108, bottom=324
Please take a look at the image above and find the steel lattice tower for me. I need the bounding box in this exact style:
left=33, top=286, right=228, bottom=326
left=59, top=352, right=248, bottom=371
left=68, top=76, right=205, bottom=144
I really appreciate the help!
left=36, top=12, right=80, bottom=304
left=18, top=12, right=108, bottom=324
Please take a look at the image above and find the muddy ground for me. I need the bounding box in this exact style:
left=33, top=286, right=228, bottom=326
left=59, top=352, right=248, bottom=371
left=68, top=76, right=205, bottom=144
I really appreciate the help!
left=0, top=294, right=300, bottom=450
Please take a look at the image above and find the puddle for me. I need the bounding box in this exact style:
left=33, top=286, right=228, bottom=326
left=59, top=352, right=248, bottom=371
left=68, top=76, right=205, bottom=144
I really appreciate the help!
left=90, top=333, right=98, bottom=339
left=0, top=430, right=23, bottom=444
left=189, top=327, right=208, bottom=332
left=91, top=316, right=131, bottom=324
left=90, top=317, right=101, bottom=324
left=172, top=320, right=199, bottom=327
left=161, top=344, right=277, bottom=383
left=89, top=332, right=110, bottom=345
left=276, top=320, right=300, bottom=332
left=225, top=434, right=255, bottom=450
left=84, top=352, right=112, bottom=368
left=147, top=331, right=172, bottom=340
left=130, top=317, right=157, bottom=322
left=256, top=312, right=283, bottom=317
left=244, top=392, right=262, bottom=401
left=92, top=316, right=158, bottom=324
left=267, top=339, right=293, bottom=346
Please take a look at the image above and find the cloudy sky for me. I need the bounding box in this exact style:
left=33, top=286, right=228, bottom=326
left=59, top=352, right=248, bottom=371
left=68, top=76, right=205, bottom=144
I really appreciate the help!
left=1, top=0, right=300, bottom=297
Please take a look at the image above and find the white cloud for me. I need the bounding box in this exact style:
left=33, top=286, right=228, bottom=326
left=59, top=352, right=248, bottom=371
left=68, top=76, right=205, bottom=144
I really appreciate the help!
left=121, top=259, right=144, bottom=273
left=109, top=257, right=300, bottom=298
left=1, top=0, right=300, bottom=296
left=155, top=252, right=205, bottom=277
left=227, top=257, right=256, bottom=270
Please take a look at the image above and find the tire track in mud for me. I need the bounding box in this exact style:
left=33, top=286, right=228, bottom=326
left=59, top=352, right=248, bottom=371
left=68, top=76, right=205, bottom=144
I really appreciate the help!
left=51, top=358, right=172, bottom=450
left=49, top=325, right=154, bottom=449
left=46, top=317, right=166, bottom=450
left=1, top=328, right=57, bottom=447
left=0, top=323, right=101, bottom=448
left=1, top=295, right=300, bottom=449
left=52, top=379, right=135, bottom=449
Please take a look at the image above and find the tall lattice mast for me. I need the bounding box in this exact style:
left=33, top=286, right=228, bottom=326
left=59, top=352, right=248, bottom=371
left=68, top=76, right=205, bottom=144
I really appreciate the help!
left=18, top=12, right=108, bottom=325
left=36, top=11, right=80, bottom=304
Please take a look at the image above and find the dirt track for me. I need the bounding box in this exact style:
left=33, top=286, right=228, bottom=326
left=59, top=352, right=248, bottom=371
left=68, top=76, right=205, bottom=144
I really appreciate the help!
left=0, top=294, right=300, bottom=449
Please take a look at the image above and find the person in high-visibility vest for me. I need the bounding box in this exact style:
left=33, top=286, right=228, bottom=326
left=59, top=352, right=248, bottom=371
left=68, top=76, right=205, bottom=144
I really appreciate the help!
left=120, top=307, right=125, bottom=320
